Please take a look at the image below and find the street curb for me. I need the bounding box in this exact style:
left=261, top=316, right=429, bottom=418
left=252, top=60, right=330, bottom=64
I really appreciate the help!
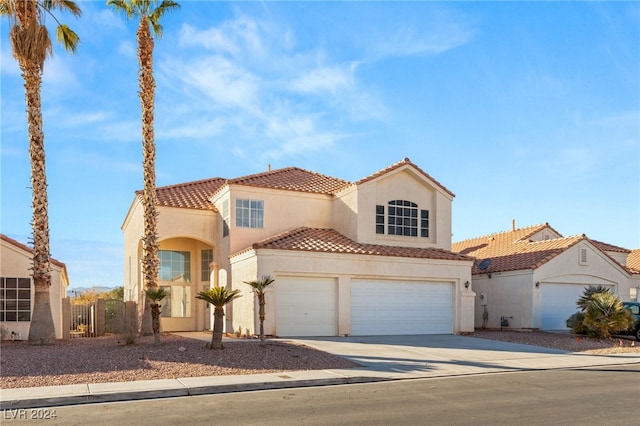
left=0, top=377, right=390, bottom=410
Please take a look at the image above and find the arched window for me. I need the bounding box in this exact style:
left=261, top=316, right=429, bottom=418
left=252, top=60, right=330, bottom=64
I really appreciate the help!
left=376, top=200, right=429, bottom=238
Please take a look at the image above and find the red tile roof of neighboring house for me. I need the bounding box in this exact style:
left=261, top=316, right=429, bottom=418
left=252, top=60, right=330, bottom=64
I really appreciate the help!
left=452, top=224, right=590, bottom=274
left=452, top=223, right=554, bottom=257
left=233, top=227, right=472, bottom=262
left=590, top=239, right=631, bottom=254
left=355, top=157, right=455, bottom=197
left=225, top=167, right=350, bottom=195
left=452, top=224, right=635, bottom=275
left=137, top=178, right=226, bottom=211
left=627, top=249, right=640, bottom=274
left=0, top=234, right=66, bottom=269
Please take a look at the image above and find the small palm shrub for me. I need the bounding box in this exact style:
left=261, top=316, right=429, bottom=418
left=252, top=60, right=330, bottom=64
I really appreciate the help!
left=583, top=292, right=634, bottom=339
left=576, top=285, right=611, bottom=311
left=568, top=287, right=634, bottom=339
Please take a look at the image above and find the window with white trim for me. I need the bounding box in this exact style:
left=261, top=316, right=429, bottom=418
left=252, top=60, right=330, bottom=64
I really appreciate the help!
left=375, top=200, right=429, bottom=238
left=236, top=199, right=264, bottom=228
left=0, top=277, right=31, bottom=322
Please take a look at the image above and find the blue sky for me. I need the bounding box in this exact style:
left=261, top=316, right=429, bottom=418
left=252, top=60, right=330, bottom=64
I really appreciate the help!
left=1, top=1, right=639, bottom=289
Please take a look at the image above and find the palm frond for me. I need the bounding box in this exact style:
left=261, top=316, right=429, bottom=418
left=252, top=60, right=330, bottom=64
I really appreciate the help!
left=244, top=276, right=275, bottom=294
left=145, top=287, right=167, bottom=302
left=48, top=0, right=82, bottom=17
left=55, top=24, right=78, bottom=52
left=196, top=287, right=242, bottom=308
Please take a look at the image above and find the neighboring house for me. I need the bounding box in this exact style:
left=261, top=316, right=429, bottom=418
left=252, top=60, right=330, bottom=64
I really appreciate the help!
left=122, top=158, right=475, bottom=337
left=627, top=249, right=640, bottom=302
left=0, top=234, right=69, bottom=340
left=452, top=223, right=635, bottom=330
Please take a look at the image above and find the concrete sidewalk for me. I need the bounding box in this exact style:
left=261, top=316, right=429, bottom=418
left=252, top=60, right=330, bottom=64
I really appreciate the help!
left=2, top=333, right=638, bottom=410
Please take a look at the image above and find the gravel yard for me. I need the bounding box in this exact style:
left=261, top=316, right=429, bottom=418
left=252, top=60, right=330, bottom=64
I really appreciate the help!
left=1, top=331, right=637, bottom=389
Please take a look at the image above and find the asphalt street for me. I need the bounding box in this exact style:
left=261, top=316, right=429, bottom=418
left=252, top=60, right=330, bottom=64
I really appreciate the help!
left=2, top=364, right=638, bottom=426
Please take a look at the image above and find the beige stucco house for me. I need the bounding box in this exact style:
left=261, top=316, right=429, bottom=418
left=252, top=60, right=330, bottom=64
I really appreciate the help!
left=0, top=234, right=69, bottom=340
left=122, top=158, right=476, bottom=336
left=452, top=223, right=636, bottom=330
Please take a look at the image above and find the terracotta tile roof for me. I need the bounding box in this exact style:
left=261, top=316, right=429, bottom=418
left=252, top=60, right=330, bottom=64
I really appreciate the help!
left=452, top=223, right=554, bottom=256
left=591, top=239, right=631, bottom=254
left=224, top=167, right=350, bottom=195
left=355, top=157, right=455, bottom=197
left=233, top=227, right=472, bottom=262
left=452, top=224, right=591, bottom=274
left=137, top=178, right=226, bottom=210
left=1, top=234, right=66, bottom=269
left=145, top=160, right=448, bottom=210
left=627, top=249, right=640, bottom=274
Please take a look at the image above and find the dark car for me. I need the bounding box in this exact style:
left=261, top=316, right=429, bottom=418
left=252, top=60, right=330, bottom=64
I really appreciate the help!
left=621, top=302, right=640, bottom=341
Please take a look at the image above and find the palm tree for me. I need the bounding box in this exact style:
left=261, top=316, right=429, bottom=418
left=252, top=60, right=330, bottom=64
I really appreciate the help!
left=576, top=285, right=611, bottom=312
left=244, top=276, right=275, bottom=344
left=106, top=0, right=180, bottom=333
left=583, top=292, right=634, bottom=339
left=1, top=0, right=80, bottom=345
left=144, top=287, right=166, bottom=344
left=196, top=287, right=242, bottom=349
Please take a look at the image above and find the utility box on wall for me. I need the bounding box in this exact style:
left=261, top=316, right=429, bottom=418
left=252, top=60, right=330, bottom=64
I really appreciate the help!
left=479, top=292, right=488, bottom=306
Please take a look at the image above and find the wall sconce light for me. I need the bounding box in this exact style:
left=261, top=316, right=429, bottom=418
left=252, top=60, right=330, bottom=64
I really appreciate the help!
left=535, top=281, right=540, bottom=288
left=464, top=281, right=470, bottom=289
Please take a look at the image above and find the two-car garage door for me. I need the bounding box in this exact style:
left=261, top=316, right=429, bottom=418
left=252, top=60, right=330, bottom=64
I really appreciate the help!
left=274, top=277, right=453, bottom=337
left=351, top=280, right=453, bottom=335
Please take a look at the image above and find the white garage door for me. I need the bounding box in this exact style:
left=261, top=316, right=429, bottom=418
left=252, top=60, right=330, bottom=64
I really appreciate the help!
left=541, top=284, right=613, bottom=330
left=275, top=277, right=337, bottom=337
left=351, top=280, right=453, bottom=336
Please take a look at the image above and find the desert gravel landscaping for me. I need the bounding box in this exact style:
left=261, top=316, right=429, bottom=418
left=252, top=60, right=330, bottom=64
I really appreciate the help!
left=1, top=331, right=638, bottom=389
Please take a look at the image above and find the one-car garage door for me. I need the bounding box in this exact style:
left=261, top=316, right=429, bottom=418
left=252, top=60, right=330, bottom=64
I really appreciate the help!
left=351, top=280, right=453, bottom=335
left=275, top=277, right=337, bottom=337
left=540, top=283, right=613, bottom=330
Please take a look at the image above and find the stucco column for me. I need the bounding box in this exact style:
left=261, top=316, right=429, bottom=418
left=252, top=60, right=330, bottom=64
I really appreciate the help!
left=337, top=276, right=351, bottom=336
left=460, top=285, right=476, bottom=333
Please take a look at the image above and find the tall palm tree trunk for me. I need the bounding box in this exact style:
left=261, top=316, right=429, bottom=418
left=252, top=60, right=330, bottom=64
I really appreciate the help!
left=21, top=41, right=55, bottom=345
left=138, top=18, right=159, bottom=334
left=258, top=294, right=266, bottom=343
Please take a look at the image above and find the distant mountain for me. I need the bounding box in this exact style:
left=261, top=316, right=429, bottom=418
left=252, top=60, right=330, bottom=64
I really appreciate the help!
left=67, top=286, right=117, bottom=298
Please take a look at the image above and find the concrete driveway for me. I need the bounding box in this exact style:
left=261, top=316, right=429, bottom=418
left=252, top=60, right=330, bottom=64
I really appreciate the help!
left=284, top=334, right=638, bottom=379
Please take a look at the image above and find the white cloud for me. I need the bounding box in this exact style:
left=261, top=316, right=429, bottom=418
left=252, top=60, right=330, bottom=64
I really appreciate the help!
left=178, top=16, right=267, bottom=59
left=291, top=64, right=356, bottom=94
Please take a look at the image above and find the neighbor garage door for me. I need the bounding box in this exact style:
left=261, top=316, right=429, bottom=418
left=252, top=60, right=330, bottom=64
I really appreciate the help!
left=540, top=283, right=613, bottom=330
left=275, top=277, right=337, bottom=337
left=351, top=280, right=453, bottom=336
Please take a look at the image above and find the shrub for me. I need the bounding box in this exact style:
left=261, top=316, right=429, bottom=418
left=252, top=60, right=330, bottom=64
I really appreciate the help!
left=583, top=292, right=634, bottom=339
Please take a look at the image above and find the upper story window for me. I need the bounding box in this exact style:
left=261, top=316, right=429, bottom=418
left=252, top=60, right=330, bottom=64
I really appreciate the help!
left=159, top=250, right=191, bottom=283
left=0, top=277, right=31, bottom=322
left=236, top=199, right=264, bottom=229
left=376, top=200, right=429, bottom=238
left=222, top=199, right=230, bottom=237
left=201, top=249, right=213, bottom=281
